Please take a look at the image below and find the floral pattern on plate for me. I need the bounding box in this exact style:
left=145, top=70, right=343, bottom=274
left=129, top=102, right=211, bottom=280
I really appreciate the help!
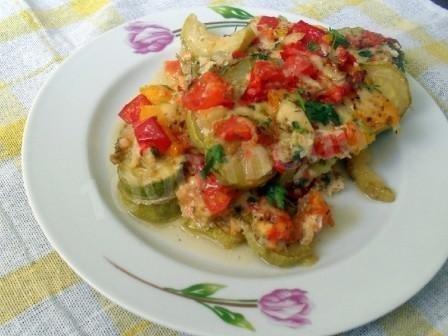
left=108, top=259, right=312, bottom=331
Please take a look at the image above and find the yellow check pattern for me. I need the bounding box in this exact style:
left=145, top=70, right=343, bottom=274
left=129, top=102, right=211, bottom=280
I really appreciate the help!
left=0, top=0, right=446, bottom=335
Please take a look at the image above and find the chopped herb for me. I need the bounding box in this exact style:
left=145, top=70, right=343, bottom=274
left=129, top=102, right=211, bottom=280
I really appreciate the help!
left=295, top=92, right=306, bottom=110
left=358, top=49, right=373, bottom=58
left=294, top=178, right=309, bottom=188
left=150, top=148, right=160, bottom=157
left=259, top=118, right=272, bottom=128
left=392, top=49, right=406, bottom=72
left=292, top=148, right=302, bottom=161
left=329, top=28, right=349, bottom=49
left=360, top=82, right=380, bottom=92
left=304, top=101, right=340, bottom=125
left=307, top=41, right=320, bottom=52
left=266, top=183, right=287, bottom=209
left=320, top=173, right=332, bottom=185
left=291, top=121, right=307, bottom=133
left=247, top=195, right=259, bottom=203
left=200, top=144, right=226, bottom=178
left=251, top=52, right=269, bottom=60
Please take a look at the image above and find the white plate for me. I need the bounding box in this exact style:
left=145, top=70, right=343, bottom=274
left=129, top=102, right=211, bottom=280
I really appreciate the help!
left=23, top=6, right=448, bottom=336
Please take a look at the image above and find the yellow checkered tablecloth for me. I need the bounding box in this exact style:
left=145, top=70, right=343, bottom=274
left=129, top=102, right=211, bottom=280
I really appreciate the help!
left=0, top=0, right=447, bottom=335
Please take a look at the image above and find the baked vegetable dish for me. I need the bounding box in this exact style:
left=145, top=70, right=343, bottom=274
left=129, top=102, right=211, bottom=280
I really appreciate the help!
left=111, top=14, right=411, bottom=266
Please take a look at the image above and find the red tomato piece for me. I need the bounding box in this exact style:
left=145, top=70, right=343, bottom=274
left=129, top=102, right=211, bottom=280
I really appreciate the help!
left=290, top=20, right=326, bottom=44
left=134, top=116, right=172, bottom=154
left=336, top=47, right=356, bottom=71
left=182, top=72, right=233, bottom=111
left=119, top=94, right=150, bottom=125
left=283, top=54, right=318, bottom=79
left=257, top=130, right=276, bottom=146
left=213, top=116, right=254, bottom=142
left=319, top=83, right=352, bottom=104
left=312, top=128, right=347, bottom=159
left=312, top=123, right=364, bottom=159
left=280, top=41, right=307, bottom=60
left=296, top=189, right=334, bottom=227
left=202, top=175, right=235, bottom=215
left=273, top=160, right=287, bottom=174
left=165, top=60, right=180, bottom=76
left=242, top=61, right=287, bottom=103
left=232, top=50, right=246, bottom=58
left=258, top=16, right=280, bottom=29
left=267, top=212, right=295, bottom=241
left=360, top=30, right=387, bottom=48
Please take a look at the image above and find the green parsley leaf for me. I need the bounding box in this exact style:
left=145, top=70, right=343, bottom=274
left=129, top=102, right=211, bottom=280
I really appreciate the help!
left=329, top=28, right=349, bottom=49
left=251, top=52, right=269, bottom=60
left=292, top=148, right=302, bottom=161
left=295, top=92, right=306, bottom=110
left=291, top=121, right=306, bottom=133
left=200, top=144, right=226, bottom=178
left=304, top=101, right=341, bottom=125
left=392, top=49, right=406, bottom=72
left=307, top=41, right=320, bottom=52
left=358, top=49, right=373, bottom=58
left=360, top=82, right=380, bottom=92
left=266, top=183, right=287, bottom=209
left=259, top=118, right=272, bottom=128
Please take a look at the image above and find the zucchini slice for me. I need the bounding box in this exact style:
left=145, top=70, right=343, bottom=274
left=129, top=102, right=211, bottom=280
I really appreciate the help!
left=182, top=220, right=245, bottom=249
left=346, top=149, right=395, bottom=202
left=185, top=107, right=227, bottom=152
left=362, top=63, right=411, bottom=118
left=217, top=145, right=274, bottom=189
left=118, top=155, right=184, bottom=202
left=118, top=187, right=181, bottom=223
left=222, top=59, right=254, bottom=99
left=181, top=14, right=255, bottom=58
left=243, top=229, right=317, bottom=267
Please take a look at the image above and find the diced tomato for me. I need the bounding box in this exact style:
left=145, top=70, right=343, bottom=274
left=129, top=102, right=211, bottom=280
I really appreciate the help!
left=242, top=61, right=287, bottom=103
left=250, top=37, right=260, bottom=46
left=257, top=130, right=276, bottom=146
left=283, top=54, right=318, bottom=79
left=119, top=94, right=150, bottom=125
left=258, top=16, right=280, bottom=29
left=134, top=116, right=172, bottom=154
left=232, top=50, right=246, bottom=58
left=290, top=20, right=326, bottom=44
left=360, top=30, right=387, bottom=48
left=182, top=71, right=233, bottom=111
left=266, top=212, right=295, bottom=241
left=165, top=60, right=180, bottom=76
left=202, top=175, right=235, bottom=215
left=312, top=123, right=364, bottom=159
left=298, top=190, right=333, bottom=226
left=250, top=199, right=298, bottom=242
left=213, top=116, right=254, bottom=142
left=280, top=41, right=307, bottom=60
left=319, top=83, right=352, bottom=104
left=336, top=47, right=356, bottom=72
left=312, top=128, right=347, bottom=159
left=273, top=160, right=287, bottom=174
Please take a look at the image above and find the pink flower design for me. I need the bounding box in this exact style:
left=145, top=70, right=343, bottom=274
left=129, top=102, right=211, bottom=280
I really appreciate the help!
left=126, top=22, right=174, bottom=54
left=259, top=288, right=311, bottom=328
